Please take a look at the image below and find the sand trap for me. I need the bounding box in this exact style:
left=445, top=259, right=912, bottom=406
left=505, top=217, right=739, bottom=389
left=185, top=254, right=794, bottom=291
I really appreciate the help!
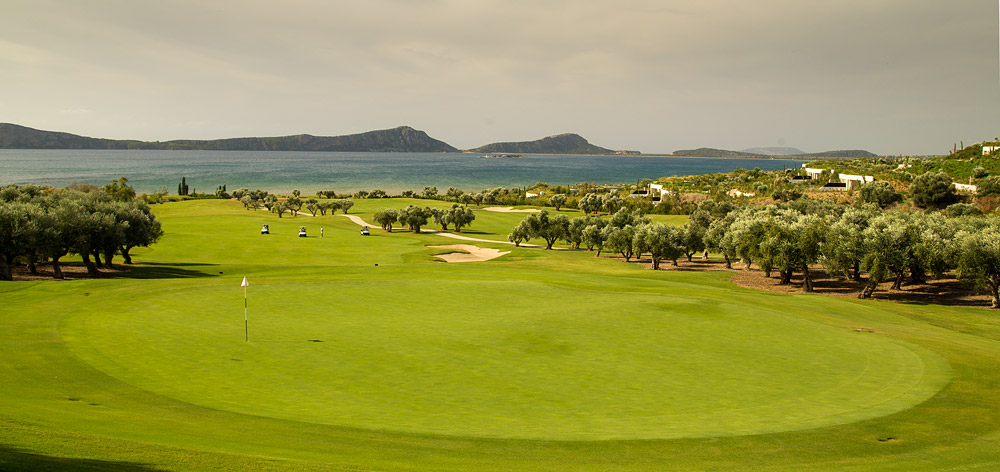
left=483, top=206, right=541, bottom=213
left=429, top=244, right=511, bottom=263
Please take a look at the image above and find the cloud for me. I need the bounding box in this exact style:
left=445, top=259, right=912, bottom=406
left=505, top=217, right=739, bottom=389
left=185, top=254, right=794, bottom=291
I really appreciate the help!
left=1, top=0, right=997, bottom=153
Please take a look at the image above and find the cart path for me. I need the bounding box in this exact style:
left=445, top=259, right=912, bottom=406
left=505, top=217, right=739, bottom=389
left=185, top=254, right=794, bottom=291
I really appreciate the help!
left=336, top=214, right=559, bottom=249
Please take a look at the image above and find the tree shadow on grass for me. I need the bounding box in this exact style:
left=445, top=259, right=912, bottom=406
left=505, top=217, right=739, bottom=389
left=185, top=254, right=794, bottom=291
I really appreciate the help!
left=0, top=445, right=166, bottom=471
left=112, top=262, right=221, bottom=280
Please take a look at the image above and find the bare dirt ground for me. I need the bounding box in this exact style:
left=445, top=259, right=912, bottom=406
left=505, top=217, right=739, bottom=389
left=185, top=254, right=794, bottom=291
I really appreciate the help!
left=10, top=261, right=126, bottom=281
left=598, top=254, right=992, bottom=308
left=428, top=244, right=511, bottom=263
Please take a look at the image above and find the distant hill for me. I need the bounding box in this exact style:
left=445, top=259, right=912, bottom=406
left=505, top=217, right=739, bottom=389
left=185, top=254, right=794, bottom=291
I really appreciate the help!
left=673, top=146, right=878, bottom=160
left=469, top=133, right=615, bottom=155
left=790, top=150, right=878, bottom=159
left=0, top=123, right=458, bottom=152
left=740, top=146, right=806, bottom=156
left=672, top=148, right=766, bottom=158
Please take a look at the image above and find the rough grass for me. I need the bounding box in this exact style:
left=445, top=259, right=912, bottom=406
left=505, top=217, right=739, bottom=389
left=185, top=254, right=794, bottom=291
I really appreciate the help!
left=0, top=199, right=998, bottom=470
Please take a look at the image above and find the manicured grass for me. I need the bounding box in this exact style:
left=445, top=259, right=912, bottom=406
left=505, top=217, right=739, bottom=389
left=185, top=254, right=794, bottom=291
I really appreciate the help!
left=1, top=199, right=999, bottom=470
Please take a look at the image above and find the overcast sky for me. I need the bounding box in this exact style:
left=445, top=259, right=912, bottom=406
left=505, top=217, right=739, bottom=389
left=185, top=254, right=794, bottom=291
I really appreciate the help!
left=2, top=0, right=998, bottom=155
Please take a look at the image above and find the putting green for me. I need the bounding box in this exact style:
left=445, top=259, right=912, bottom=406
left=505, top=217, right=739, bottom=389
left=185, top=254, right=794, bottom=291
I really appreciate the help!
left=60, top=267, right=949, bottom=440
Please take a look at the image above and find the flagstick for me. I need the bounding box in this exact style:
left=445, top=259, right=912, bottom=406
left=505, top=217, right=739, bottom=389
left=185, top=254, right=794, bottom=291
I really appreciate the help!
left=244, top=283, right=248, bottom=342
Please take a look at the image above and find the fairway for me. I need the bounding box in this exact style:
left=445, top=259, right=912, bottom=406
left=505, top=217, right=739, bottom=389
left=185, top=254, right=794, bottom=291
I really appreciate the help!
left=2, top=199, right=999, bottom=470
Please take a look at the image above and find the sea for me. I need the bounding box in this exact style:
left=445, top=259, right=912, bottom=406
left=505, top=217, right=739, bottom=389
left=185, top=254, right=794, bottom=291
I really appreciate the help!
left=0, top=149, right=800, bottom=195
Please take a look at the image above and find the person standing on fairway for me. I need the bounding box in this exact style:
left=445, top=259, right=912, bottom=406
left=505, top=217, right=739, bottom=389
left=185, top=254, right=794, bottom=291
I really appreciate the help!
left=320, top=227, right=324, bottom=238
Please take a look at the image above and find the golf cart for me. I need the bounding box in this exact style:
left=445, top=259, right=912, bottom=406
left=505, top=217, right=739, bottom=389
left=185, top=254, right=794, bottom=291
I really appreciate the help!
left=298, top=226, right=307, bottom=237
left=260, top=224, right=269, bottom=235
left=360, top=226, right=370, bottom=236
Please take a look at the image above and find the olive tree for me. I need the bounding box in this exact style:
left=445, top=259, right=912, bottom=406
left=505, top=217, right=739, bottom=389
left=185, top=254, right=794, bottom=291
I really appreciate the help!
left=954, top=224, right=1000, bottom=308
left=549, top=194, right=567, bottom=211
left=337, top=199, right=354, bottom=214
left=519, top=209, right=569, bottom=249
left=447, top=204, right=475, bottom=232
left=859, top=181, right=901, bottom=209
left=373, top=209, right=398, bottom=231
left=508, top=221, right=531, bottom=247
left=641, top=223, right=684, bottom=269
left=578, top=193, right=602, bottom=215
left=581, top=219, right=609, bottom=255
left=397, top=205, right=432, bottom=233
left=910, top=171, right=959, bottom=210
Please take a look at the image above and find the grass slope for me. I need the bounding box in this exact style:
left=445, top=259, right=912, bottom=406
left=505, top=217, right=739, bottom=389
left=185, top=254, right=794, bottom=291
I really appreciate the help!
left=0, top=199, right=999, bottom=470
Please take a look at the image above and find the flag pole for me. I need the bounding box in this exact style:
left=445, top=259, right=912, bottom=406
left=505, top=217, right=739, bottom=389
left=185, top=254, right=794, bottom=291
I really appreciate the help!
left=241, top=276, right=249, bottom=342
left=244, top=284, right=248, bottom=342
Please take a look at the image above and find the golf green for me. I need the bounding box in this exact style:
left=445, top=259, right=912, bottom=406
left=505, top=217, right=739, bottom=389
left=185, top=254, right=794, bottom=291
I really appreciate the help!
left=57, top=243, right=948, bottom=439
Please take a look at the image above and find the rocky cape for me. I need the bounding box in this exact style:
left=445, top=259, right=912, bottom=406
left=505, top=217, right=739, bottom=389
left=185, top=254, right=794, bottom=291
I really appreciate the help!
left=468, top=133, right=617, bottom=155
left=0, top=123, right=458, bottom=153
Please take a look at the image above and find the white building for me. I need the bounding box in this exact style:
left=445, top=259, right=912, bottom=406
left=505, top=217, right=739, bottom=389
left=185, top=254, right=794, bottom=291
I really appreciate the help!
left=803, top=168, right=826, bottom=179
left=954, top=183, right=978, bottom=193
left=839, top=174, right=875, bottom=190
left=984, top=145, right=1000, bottom=155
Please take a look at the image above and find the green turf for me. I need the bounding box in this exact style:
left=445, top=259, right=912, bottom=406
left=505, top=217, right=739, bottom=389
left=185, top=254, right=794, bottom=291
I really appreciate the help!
left=1, top=199, right=999, bottom=470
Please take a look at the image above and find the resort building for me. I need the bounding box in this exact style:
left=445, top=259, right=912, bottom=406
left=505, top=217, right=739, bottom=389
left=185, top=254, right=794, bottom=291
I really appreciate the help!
left=954, top=183, right=978, bottom=193
left=839, top=174, right=875, bottom=190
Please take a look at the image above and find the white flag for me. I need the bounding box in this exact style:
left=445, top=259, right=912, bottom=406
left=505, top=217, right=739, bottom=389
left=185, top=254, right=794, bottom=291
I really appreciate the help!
left=241, top=276, right=248, bottom=287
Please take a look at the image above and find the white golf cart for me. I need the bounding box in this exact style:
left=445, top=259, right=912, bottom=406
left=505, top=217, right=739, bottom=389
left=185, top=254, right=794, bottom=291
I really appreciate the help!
left=360, top=226, right=370, bottom=236
left=261, top=224, right=269, bottom=235
left=298, top=226, right=307, bottom=237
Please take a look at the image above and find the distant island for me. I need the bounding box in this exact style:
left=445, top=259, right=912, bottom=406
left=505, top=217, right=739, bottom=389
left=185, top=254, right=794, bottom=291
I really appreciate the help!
left=0, top=123, right=457, bottom=153
left=468, top=133, right=617, bottom=155
left=672, top=148, right=766, bottom=158
left=672, top=146, right=878, bottom=159
left=740, top=147, right=806, bottom=156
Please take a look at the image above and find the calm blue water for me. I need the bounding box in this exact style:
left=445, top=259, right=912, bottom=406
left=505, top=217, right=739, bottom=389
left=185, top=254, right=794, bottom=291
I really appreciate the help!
left=0, top=150, right=797, bottom=194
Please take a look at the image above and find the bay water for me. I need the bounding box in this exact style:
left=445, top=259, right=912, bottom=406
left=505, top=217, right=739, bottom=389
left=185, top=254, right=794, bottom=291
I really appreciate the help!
left=0, top=150, right=798, bottom=195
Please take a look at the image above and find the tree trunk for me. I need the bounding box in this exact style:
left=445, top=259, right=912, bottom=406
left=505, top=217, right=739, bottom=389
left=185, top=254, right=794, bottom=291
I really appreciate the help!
left=724, top=256, right=732, bottom=269
left=909, top=263, right=926, bottom=285
left=81, top=252, right=99, bottom=276
left=990, top=275, right=999, bottom=309
left=92, top=250, right=103, bottom=268
left=687, top=252, right=693, bottom=262
left=671, top=258, right=678, bottom=267
left=0, top=256, right=12, bottom=281
left=852, top=261, right=862, bottom=282
left=652, top=258, right=660, bottom=270
left=859, top=276, right=880, bottom=298
left=891, top=272, right=905, bottom=290
left=52, top=256, right=64, bottom=279
left=103, top=249, right=115, bottom=268
left=26, top=255, right=38, bottom=274
left=703, top=250, right=709, bottom=260
left=120, top=246, right=133, bottom=264
left=595, top=247, right=602, bottom=257
left=802, top=264, right=813, bottom=292
left=779, top=270, right=792, bottom=285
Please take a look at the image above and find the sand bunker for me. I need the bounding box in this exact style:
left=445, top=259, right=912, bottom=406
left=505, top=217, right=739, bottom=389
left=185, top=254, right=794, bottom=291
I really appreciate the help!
left=483, top=207, right=541, bottom=213
left=429, top=244, right=511, bottom=263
